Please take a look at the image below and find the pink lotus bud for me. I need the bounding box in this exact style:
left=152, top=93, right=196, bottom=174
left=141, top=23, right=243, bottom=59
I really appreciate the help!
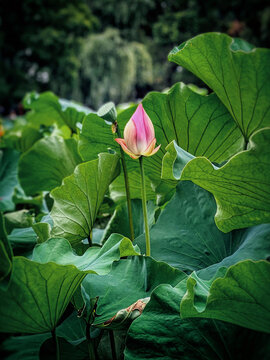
left=115, top=104, right=160, bottom=159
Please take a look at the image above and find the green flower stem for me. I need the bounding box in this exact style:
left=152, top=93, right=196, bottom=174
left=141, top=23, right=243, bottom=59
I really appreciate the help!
left=86, top=322, right=96, bottom=360
left=51, top=329, right=60, bottom=360
left=139, top=156, right=150, bottom=256
left=87, top=230, right=92, bottom=247
left=116, top=125, right=135, bottom=241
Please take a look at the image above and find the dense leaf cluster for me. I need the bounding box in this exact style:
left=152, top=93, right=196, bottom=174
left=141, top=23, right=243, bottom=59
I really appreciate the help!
left=0, top=33, right=270, bottom=359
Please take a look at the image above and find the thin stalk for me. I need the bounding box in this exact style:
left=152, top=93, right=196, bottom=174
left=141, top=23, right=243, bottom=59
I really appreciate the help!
left=88, top=231, right=92, bottom=247
left=139, top=156, right=150, bottom=256
left=244, top=138, right=249, bottom=150
left=86, top=322, right=96, bottom=360
left=109, top=330, right=117, bottom=360
left=116, top=125, right=134, bottom=241
left=51, top=329, right=60, bottom=360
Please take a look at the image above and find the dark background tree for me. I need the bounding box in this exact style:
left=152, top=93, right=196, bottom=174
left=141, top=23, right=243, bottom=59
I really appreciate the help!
left=0, top=0, right=96, bottom=113
left=0, top=0, right=269, bottom=113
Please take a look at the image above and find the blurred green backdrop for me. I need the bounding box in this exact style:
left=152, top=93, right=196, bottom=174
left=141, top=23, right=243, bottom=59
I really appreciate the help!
left=0, top=0, right=269, bottom=113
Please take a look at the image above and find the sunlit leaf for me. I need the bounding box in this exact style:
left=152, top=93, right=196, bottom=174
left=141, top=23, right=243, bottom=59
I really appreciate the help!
left=0, top=257, right=86, bottom=333
left=181, top=260, right=270, bottom=333
left=18, top=136, right=82, bottom=196
left=82, top=256, right=186, bottom=326
left=79, top=83, right=242, bottom=200
left=169, top=33, right=270, bottom=141
left=32, top=234, right=139, bottom=274
left=23, top=91, right=92, bottom=131
left=50, top=153, right=120, bottom=244
left=162, top=128, right=270, bottom=232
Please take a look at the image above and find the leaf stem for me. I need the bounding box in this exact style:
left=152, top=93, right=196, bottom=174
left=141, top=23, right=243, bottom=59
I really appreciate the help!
left=139, top=156, right=150, bottom=256
left=88, top=231, right=92, bottom=247
left=109, top=330, right=117, bottom=360
left=116, top=125, right=135, bottom=241
left=86, top=322, right=96, bottom=360
left=244, top=138, right=249, bottom=150
left=51, top=328, right=60, bottom=360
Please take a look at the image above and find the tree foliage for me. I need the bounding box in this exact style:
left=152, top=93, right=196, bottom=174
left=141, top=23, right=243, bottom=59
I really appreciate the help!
left=0, top=0, right=96, bottom=111
left=76, top=29, right=153, bottom=109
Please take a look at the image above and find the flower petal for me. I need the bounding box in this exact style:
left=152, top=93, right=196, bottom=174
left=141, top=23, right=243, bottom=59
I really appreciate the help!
left=115, top=138, right=140, bottom=159
left=141, top=138, right=161, bottom=157
left=124, top=118, right=138, bottom=154
left=132, top=104, right=155, bottom=153
left=141, top=137, right=157, bottom=156
left=148, top=144, right=161, bottom=157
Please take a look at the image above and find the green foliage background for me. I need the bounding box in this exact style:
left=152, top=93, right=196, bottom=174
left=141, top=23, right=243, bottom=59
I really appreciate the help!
left=0, top=31, right=270, bottom=359
left=1, top=0, right=270, bottom=112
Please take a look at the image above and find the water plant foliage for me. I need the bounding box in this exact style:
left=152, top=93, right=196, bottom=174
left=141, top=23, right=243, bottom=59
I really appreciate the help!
left=0, top=33, right=269, bottom=359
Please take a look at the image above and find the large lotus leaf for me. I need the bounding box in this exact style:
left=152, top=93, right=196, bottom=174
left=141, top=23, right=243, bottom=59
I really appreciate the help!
left=4, top=209, right=34, bottom=234
left=169, top=33, right=270, bottom=141
left=0, top=257, right=87, bottom=334
left=102, top=200, right=156, bottom=243
left=18, top=136, right=82, bottom=196
left=135, top=181, right=231, bottom=272
left=142, top=83, right=244, bottom=168
left=162, top=128, right=270, bottom=232
left=125, top=282, right=270, bottom=359
left=109, top=167, right=156, bottom=203
left=80, top=84, right=242, bottom=165
left=2, top=312, right=89, bottom=360
left=198, top=224, right=270, bottom=279
left=50, top=153, right=120, bottom=244
left=0, top=148, right=19, bottom=211
left=12, top=184, right=44, bottom=210
left=8, top=227, right=37, bottom=255
left=23, top=91, right=92, bottom=131
left=2, top=333, right=51, bottom=360
left=82, top=256, right=186, bottom=326
left=3, top=123, right=42, bottom=153
left=181, top=260, right=270, bottom=333
left=79, top=83, right=243, bottom=198
left=135, top=181, right=270, bottom=278
left=78, top=106, right=135, bottom=162
left=32, top=234, right=139, bottom=274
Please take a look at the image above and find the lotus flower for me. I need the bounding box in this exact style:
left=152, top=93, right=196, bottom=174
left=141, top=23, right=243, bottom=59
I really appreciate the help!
left=115, top=104, right=160, bottom=159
